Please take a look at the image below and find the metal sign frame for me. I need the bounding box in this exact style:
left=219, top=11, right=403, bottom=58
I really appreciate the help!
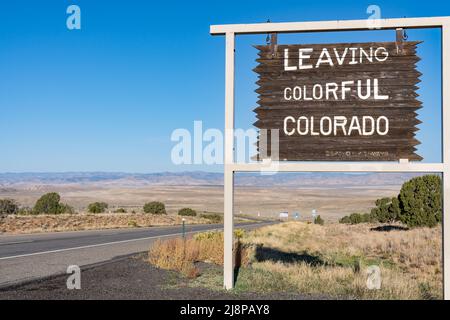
left=210, top=16, right=450, bottom=299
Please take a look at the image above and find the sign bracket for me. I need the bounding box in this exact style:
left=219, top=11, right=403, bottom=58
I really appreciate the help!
left=396, top=28, right=408, bottom=54
left=265, top=19, right=278, bottom=58
left=269, top=33, right=278, bottom=58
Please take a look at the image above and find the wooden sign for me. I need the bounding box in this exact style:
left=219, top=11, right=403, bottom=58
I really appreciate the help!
left=254, top=41, right=423, bottom=161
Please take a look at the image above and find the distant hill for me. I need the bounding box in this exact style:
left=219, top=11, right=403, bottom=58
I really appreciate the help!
left=0, top=171, right=426, bottom=188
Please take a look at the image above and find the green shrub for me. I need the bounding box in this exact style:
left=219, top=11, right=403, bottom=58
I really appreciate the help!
left=0, top=199, right=19, bottom=216
left=339, top=175, right=442, bottom=228
left=362, top=213, right=375, bottom=223
left=128, top=220, right=138, bottom=228
left=398, top=175, right=442, bottom=228
left=234, top=228, right=246, bottom=239
left=87, top=202, right=108, bottom=214
left=18, top=207, right=33, bottom=216
left=339, top=216, right=351, bottom=224
left=200, top=213, right=222, bottom=223
left=60, top=204, right=76, bottom=215
left=178, top=207, right=197, bottom=217
left=370, top=197, right=400, bottom=223
left=314, top=215, right=324, bottom=225
left=143, top=201, right=166, bottom=215
left=339, top=213, right=373, bottom=225
left=341, top=200, right=401, bottom=225
left=33, top=193, right=69, bottom=215
left=114, top=208, right=127, bottom=213
left=349, top=213, right=363, bottom=224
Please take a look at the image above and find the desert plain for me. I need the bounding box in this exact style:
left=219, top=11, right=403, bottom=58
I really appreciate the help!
left=0, top=172, right=417, bottom=222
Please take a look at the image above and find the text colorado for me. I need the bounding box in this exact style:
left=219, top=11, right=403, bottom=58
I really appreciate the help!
left=284, top=115, right=389, bottom=137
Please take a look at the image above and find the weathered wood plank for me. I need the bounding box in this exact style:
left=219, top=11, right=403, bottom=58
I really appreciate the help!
left=253, top=40, right=422, bottom=162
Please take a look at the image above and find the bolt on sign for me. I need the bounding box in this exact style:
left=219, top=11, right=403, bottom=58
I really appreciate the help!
left=254, top=41, right=423, bottom=161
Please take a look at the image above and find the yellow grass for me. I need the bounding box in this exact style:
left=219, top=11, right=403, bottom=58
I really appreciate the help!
left=148, top=222, right=442, bottom=299
left=148, top=230, right=249, bottom=278
left=242, top=222, right=442, bottom=299
left=148, top=238, right=201, bottom=278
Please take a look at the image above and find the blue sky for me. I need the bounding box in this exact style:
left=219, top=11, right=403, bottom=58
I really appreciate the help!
left=0, top=0, right=448, bottom=173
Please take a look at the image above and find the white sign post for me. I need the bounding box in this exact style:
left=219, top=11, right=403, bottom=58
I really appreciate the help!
left=211, top=16, right=450, bottom=299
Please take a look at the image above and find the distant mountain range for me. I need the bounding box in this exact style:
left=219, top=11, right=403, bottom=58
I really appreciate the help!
left=0, top=171, right=426, bottom=188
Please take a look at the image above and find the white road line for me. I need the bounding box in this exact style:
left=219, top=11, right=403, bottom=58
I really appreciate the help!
left=0, top=223, right=269, bottom=261
left=0, top=230, right=199, bottom=261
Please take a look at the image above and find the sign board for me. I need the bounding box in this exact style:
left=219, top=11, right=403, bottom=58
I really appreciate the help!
left=254, top=41, right=422, bottom=161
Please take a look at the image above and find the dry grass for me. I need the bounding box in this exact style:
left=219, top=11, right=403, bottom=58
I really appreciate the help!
left=148, top=222, right=442, bottom=299
left=248, top=222, right=441, bottom=268
left=148, top=238, right=202, bottom=278
left=148, top=230, right=249, bottom=278
left=0, top=214, right=209, bottom=234
left=241, top=222, right=442, bottom=299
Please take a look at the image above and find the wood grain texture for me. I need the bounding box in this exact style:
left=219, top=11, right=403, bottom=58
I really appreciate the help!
left=254, top=41, right=423, bottom=161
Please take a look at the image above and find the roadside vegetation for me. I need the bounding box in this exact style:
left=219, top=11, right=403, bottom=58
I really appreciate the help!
left=88, top=202, right=109, bottom=214
left=0, top=199, right=19, bottom=217
left=148, top=222, right=442, bottom=300
left=340, top=175, right=442, bottom=228
left=148, top=175, right=443, bottom=300
left=33, top=192, right=74, bottom=215
left=0, top=195, right=213, bottom=234
left=1, top=192, right=74, bottom=216
left=143, top=201, right=167, bottom=215
left=178, top=208, right=197, bottom=217
left=313, top=215, right=324, bottom=225
left=149, top=229, right=246, bottom=278
left=200, top=213, right=222, bottom=223
left=1, top=194, right=206, bottom=219
left=0, top=213, right=210, bottom=234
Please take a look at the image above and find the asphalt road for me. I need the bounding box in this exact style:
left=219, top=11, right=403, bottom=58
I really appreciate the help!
left=0, top=221, right=274, bottom=288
